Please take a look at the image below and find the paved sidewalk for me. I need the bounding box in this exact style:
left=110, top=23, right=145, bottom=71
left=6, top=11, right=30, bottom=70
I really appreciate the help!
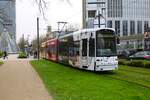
left=0, top=58, right=52, bottom=100
left=0, top=54, right=35, bottom=61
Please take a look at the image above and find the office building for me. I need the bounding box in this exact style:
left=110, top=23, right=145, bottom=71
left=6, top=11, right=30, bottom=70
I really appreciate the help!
left=0, top=0, right=16, bottom=39
left=83, top=0, right=150, bottom=50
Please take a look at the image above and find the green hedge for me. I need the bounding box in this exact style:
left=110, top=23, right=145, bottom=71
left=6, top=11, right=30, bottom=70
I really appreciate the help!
left=119, top=59, right=150, bottom=68
left=118, top=59, right=126, bottom=65
left=18, top=52, right=27, bottom=58
left=0, top=61, right=3, bottom=66
left=145, top=62, right=150, bottom=68
left=0, top=51, right=3, bottom=58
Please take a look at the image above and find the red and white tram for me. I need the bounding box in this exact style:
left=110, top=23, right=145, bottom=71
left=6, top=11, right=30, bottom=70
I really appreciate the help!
left=41, top=28, right=118, bottom=71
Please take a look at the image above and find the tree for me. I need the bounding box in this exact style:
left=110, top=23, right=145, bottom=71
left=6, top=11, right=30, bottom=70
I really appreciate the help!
left=31, top=0, right=72, bottom=51
left=65, top=24, right=80, bottom=32
left=34, top=0, right=47, bottom=17
left=18, top=35, right=28, bottom=52
left=31, top=34, right=48, bottom=51
left=34, top=0, right=71, bottom=17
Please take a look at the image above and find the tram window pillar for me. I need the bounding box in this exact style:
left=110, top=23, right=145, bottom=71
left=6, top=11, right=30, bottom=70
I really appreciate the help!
left=82, top=39, right=87, bottom=56
left=89, top=38, right=95, bottom=57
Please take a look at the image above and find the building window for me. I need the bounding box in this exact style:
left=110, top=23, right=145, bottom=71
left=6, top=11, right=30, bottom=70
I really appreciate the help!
left=130, top=21, right=135, bottom=35
left=123, top=21, right=128, bottom=36
left=115, top=21, right=120, bottom=36
left=107, top=0, right=123, bottom=18
left=97, top=0, right=105, bottom=7
left=144, top=21, right=149, bottom=32
left=88, top=10, right=96, bottom=18
left=137, top=21, right=142, bottom=34
left=107, top=20, right=112, bottom=28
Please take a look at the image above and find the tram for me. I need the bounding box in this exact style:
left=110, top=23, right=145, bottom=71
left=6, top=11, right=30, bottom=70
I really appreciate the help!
left=41, top=28, right=118, bottom=71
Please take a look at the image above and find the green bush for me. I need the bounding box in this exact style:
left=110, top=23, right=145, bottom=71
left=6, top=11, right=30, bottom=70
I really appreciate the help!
left=118, top=60, right=126, bottom=65
left=0, top=51, right=3, bottom=58
left=119, top=59, right=150, bottom=69
left=145, top=62, right=150, bottom=68
left=18, top=52, right=27, bottom=58
left=0, top=61, right=3, bottom=65
left=129, top=60, right=144, bottom=67
left=125, top=61, right=132, bottom=66
left=119, top=59, right=131, bottom=66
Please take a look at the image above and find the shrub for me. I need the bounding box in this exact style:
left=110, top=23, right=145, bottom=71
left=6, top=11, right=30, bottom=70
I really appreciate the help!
left=119, top=59, right=150, bottom=68
left=129, top=60, right=144, bottom=67
left=18, top=52, right=27, bottom=58
left=125, top=61, right=132, bottom=66
left=118, top=60, right=126, bottom=65
left=0, top=61, right=3, bottom=65
left=144, top=62, right=150, bottom=68
left=0, top=51, right=3, bottom=58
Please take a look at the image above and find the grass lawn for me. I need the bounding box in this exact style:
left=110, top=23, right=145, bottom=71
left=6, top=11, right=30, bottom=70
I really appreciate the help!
left=31, top=60, right=150, bottom=100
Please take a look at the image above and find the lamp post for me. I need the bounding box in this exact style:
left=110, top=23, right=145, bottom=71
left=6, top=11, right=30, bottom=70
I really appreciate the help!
left=95, top=8, right=106, bottom=28
left=37, top=17, right=40, bottom=60
left=98, top=11, right=101, bottom=28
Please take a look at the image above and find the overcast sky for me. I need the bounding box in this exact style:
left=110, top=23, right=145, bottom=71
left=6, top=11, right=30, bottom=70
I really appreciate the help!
left=16, top=0, right=82, bottom=42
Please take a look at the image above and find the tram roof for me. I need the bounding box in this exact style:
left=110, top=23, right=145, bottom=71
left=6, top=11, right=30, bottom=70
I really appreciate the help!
left=59, top=28, right=115, bottom=39
left=75, top=28, right=115, bottom=33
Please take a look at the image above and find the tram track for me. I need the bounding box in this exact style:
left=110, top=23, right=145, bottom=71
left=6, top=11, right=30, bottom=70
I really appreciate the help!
left=101, top=66, right=150, bottom=89
left=119, top=66, right=150, bottom=75
left=105, top=74, right=150, bottom=89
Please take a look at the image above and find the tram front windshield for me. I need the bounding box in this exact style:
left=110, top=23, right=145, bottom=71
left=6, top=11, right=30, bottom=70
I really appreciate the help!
left=96, top=30, right=117, bottom=57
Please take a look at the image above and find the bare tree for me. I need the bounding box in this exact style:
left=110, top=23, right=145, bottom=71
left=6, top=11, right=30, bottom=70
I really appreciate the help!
left=34, top=0, right=47, bottom=17
left=18, top=35, right=26, bottom=52
left=34, top=0, right=71, bottom=18
left=65, top=24, right=80, bottom=32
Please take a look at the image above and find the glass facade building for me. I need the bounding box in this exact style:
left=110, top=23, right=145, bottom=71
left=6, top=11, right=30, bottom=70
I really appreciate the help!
left=0, top=0, right=16, bottom=39
left=83, top=0, right=150, bottom=50
left=0, top=17, right=4, bottom=33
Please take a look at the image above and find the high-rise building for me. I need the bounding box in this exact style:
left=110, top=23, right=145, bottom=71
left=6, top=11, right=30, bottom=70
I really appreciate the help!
left=0, top=16, right=4, bottom=33
left=0, top=0, right=16, bottom=39
left=0, top=0, right=18, bottom=53
left=83, top=0, right=150, bottom=50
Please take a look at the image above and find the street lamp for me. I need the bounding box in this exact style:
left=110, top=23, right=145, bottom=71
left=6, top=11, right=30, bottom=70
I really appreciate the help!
left=94, top=9, right=106, bottom=28
left=37, top=17, right=40, bottom=60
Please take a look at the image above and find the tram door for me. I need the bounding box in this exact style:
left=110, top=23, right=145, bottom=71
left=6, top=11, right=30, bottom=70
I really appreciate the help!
left=81, top=39, right=88, bottom=68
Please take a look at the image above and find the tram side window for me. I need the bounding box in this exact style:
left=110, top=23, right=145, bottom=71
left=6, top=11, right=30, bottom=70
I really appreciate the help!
left=59, top=38, right=69, bottom=56
left=47, top=46, right=51, bottom=54
left=82, top=39, right=87, bottom=56
left=74, top=41, right=80, bottom=56
left=89, top=38, right=95, bottom=57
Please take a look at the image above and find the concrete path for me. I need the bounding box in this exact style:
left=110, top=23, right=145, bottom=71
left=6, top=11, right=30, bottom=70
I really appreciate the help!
left=0, top=55, right=53, bottom=100
left=0, top=54, right=35, bottom=61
